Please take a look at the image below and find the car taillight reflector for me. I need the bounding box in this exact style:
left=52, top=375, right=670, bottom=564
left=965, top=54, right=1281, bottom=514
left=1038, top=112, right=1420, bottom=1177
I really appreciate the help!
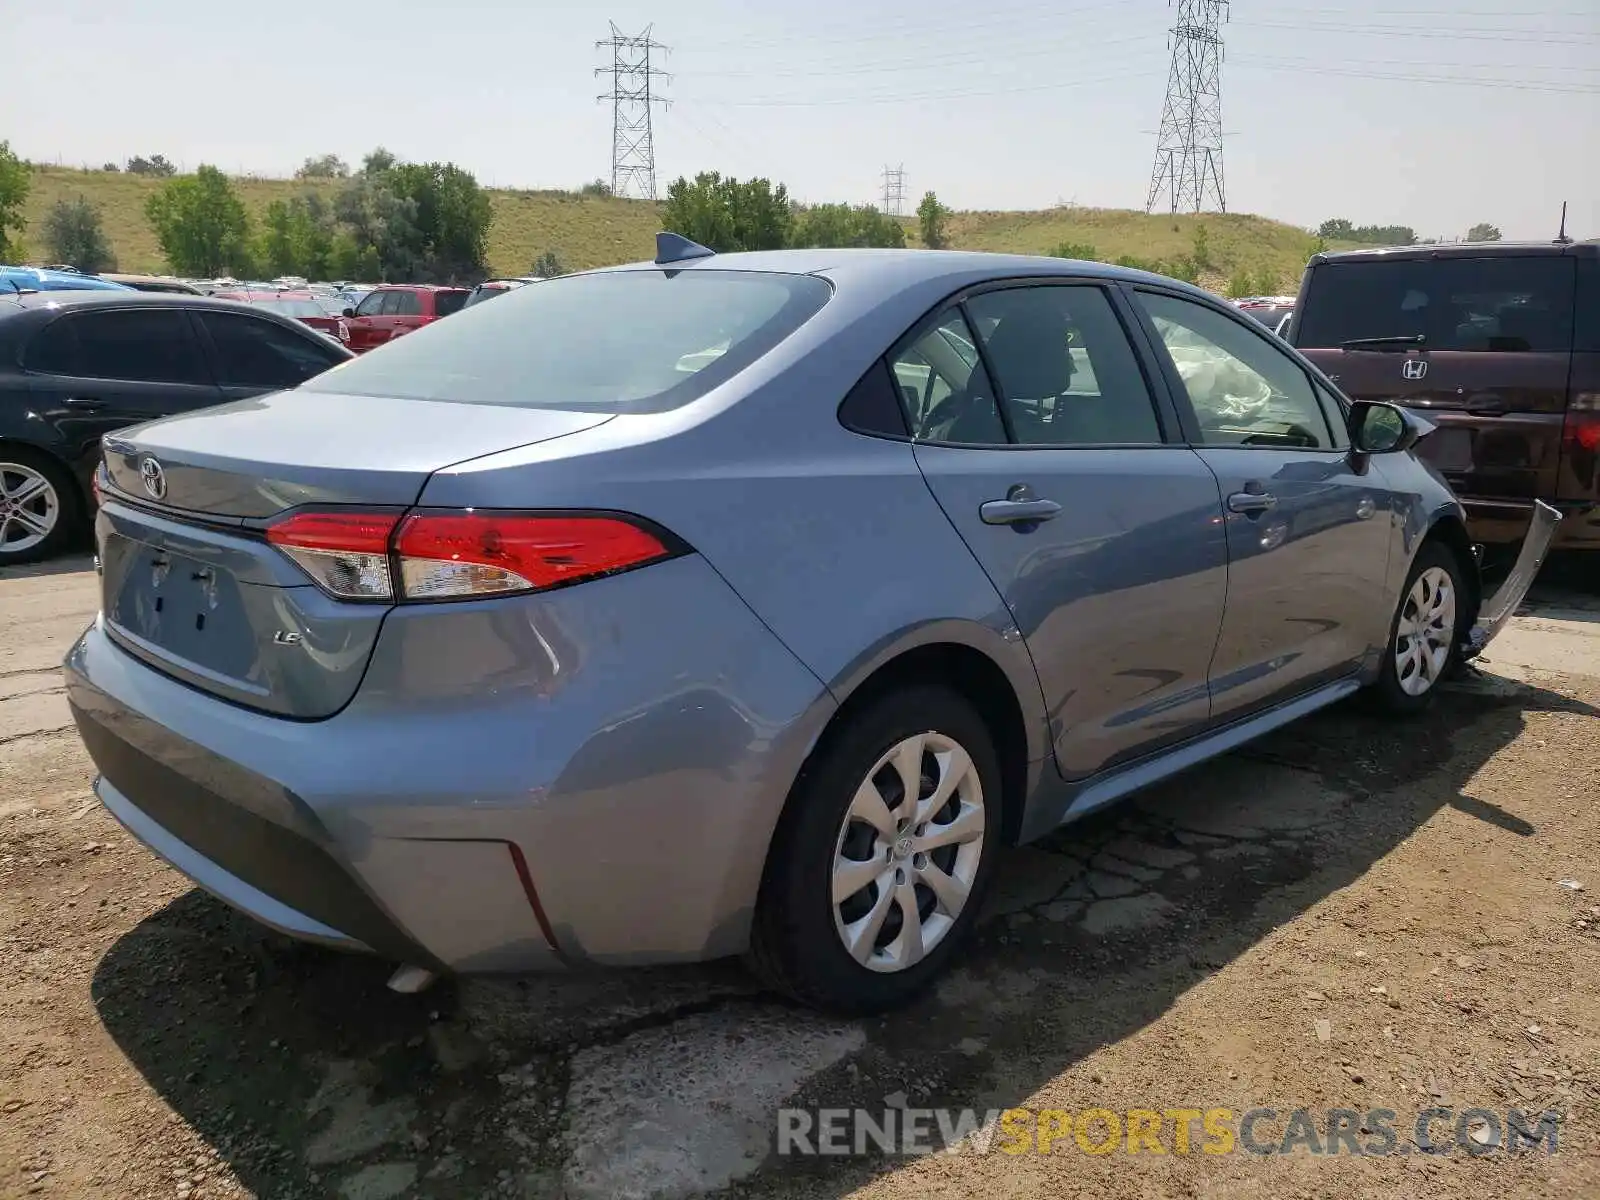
left=394, top=512, right=674, bottom=600
left=267, top=511, right=400, bottom=600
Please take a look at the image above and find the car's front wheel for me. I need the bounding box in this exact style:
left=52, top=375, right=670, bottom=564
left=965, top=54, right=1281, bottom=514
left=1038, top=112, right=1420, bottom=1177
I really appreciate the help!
left=0, top=448, right=80, bottom=566
left=1370, top=540, right=1467, bottom=713
left=748, top=686, right=1002, bottom=1015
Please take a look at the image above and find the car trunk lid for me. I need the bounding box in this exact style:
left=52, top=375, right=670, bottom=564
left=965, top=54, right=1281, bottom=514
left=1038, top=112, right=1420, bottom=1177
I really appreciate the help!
left=96, top=390, right=612, bottom=718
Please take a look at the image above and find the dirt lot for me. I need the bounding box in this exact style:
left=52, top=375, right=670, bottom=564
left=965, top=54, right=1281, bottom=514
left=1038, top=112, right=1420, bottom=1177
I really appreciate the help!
left=2, top=555, right=1599, bottom=1200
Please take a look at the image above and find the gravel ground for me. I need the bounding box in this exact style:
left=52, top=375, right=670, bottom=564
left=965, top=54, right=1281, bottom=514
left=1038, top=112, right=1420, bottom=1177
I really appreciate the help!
left=2, top=555, right=1598, bottom=1200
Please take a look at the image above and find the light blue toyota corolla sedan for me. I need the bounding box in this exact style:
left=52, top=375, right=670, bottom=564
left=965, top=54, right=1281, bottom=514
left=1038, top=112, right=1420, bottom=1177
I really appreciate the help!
left=63, top=237, right=1556, bottom=1014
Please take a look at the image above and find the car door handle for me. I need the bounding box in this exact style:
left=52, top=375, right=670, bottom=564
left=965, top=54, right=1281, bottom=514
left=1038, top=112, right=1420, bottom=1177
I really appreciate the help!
left=1226, top=491, right=1278, bottom=515
left=63, top=396, right=107, bottom=411
left=980, top=497, right=1062, bottom=525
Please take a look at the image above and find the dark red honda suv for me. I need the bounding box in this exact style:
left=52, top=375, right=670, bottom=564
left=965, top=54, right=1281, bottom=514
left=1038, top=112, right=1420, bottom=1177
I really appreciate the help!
left=1289, top=240, right=1600, bottom=556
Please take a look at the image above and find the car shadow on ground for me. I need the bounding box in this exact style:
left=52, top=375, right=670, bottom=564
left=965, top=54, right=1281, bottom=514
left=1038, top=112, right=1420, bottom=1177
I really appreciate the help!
left=90, top=674, right=1596, bottom=1200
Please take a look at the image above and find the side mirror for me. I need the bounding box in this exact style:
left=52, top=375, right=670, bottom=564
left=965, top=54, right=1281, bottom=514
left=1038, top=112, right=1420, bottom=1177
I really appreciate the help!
left=342, top=307, right=356, bottom=318
left=1349, top=400, right=1423, bottom=454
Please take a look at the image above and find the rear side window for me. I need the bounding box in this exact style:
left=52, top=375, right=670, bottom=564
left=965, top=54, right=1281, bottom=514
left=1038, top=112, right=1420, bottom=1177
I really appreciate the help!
left=301, top=269, right=833, bottom=413
left=1576, top=258, right=1600, bottom=354
left=198, top=311, right=344, bottom=389
left=29, top=310, right=208, bottom=384
left=391, top=290, right=422, bottom=316
left=434, top=290, right=468, bottom=317
left=1296, top=256, right=1576, bottom=353
left=965, top=285, right=1163, bottom=446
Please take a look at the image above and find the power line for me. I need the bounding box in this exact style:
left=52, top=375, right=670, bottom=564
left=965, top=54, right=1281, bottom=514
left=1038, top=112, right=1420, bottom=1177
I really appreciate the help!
left=881, top=165, right=906, bottom=216
left=596, top=23, right=670, bottom=201
left=1233, top=59, right=1600, bottom=94
left=1146, top=0, right=1229, bottom=215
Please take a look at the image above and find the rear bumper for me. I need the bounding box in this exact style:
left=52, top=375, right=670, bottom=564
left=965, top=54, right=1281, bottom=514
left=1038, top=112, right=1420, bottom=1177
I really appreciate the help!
left=63, top=554, right=835, bottom=972
left=1462, top=496, right=1600, bottom=551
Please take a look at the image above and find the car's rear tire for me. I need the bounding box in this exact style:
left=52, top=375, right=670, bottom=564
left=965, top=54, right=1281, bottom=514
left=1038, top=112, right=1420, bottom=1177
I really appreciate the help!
left=1368, top=539, right=1467, bottom=714
left=0, top=447, right=81, bottom=566
left=747, top=685, right=1002, bottom=1015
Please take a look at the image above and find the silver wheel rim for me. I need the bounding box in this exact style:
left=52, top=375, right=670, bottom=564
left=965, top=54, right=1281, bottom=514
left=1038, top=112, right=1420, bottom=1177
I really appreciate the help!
left=831, top=731, right=986, bottom=974
left=0, top=463, right=59, bottom=554
left=1395, top=565, right=1456, bottom=697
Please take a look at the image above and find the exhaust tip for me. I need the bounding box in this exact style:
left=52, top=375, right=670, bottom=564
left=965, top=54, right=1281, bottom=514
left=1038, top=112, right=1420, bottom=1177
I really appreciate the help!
left=386, top=964, right=438, bottom=994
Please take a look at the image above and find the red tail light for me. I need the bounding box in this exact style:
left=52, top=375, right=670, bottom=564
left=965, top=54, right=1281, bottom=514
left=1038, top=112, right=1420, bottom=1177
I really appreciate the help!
left=1561, top=398, right=1600, bottom=454
left=395, top=512, right=674, bottom=599
left=266, top=509, right=679, bottom=602
left=267, top=511, right=400, bottom=599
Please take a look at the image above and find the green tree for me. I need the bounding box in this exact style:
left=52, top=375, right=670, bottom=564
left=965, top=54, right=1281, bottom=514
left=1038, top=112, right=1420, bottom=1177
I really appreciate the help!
left=1467, top=222, right=1502, bottom=242
left=532, top=250, right=567, bottom=277
left=42, top=195, right=116, bottom=273
left=0, top=141, right=29, bottom=261
left=386, top=161, right=493, bottom=282
left=126, top=154, right=177, bottom=177
left=789, top=203, right=906, bottom=249
left=660, top=172, right=792, bottom=252
left=1250, top=265, right=1282, bottom=295
left=258, top=200, right=299, bottom=276
left=578, top=179, right=612, bottom=197
left=1225, top=270, right=1253, bottom=298
left=296, top=154, right=350, bottom=180
left=917, top=190, right=949, bottom=249
left=1191, top=224, right=1212, bottom=270
left=334, top=170, right=422, bottom=281
left=1048, top=241, right=1099, bottom=261
left=144, top=165, right=254, bottom=276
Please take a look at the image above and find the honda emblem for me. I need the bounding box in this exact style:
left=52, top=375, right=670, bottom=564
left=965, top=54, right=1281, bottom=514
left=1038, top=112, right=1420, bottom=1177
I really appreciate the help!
left=1401, top=358, right=1429, bottom=381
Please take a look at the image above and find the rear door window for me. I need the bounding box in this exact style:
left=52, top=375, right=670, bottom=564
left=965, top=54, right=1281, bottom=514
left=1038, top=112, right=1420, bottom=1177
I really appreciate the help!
left=965, top=284, right=1164, bottom=446
left=1296, top=256, right=1576, bottom=353
left=39, top=310, right=209, bottom=384
left=197, top=311, right=345, bottom=389
left=299, top=269, right=832, bottom=414
left=390, top=290, right=423, bottom=317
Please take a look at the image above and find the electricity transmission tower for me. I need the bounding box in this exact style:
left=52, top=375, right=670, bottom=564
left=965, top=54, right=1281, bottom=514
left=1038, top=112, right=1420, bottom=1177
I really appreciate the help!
left=1144, top=0, right=1228, bottom=215
left=880, top=165, right=906, bottom=216
left=596, top=23, right=670, bottom=200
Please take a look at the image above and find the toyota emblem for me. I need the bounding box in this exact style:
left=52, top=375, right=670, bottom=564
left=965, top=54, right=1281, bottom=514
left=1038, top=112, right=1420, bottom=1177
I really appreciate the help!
left=1401, top=358, right=1429, bottom=381
left=139, top=456, right=167, bottom=501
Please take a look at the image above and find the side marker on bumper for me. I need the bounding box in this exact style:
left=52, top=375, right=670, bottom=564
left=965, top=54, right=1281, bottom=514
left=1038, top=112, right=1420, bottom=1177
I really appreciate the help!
left=1462, top=500, right=1562, bottom=659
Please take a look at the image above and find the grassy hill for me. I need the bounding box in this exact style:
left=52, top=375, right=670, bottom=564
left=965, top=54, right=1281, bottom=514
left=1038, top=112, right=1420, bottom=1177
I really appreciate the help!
left=17, top=165, right=1328, bottom=291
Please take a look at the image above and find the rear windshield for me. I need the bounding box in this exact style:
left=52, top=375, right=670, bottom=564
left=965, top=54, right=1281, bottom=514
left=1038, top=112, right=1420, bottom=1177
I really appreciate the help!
left=434, top=290, right=469, bottom=317
left=301, top=269, right=833, bottom=413
left=1295, top=256, right=1575, bottom=353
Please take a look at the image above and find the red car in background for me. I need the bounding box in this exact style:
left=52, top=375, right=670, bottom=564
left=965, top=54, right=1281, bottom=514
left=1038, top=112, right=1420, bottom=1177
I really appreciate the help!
left=341, top=284, right=470, bottom=353
left=213, top=290, right=349, bottom=346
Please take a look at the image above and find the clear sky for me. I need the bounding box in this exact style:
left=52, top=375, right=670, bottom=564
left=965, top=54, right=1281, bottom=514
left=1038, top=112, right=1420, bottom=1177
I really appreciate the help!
left=4, top=0, right=1596, bottom=240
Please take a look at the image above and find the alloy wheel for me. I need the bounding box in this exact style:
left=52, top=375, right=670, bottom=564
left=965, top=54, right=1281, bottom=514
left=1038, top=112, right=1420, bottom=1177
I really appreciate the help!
left=831, top=731, right=986, bottom=974
left=1395, top=565, right=1456, bottom=696
left=0, top=463, right=60, bottom=556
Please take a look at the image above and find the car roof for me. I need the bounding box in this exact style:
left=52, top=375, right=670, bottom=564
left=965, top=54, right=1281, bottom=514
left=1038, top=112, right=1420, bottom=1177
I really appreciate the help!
left=0, top=290, right=347, bottom=332
left=593, top=246, right=1219, bottom=298
left=1313, top=240, right=1599, bottom=265
left=376, top=283, right=468, bottom=292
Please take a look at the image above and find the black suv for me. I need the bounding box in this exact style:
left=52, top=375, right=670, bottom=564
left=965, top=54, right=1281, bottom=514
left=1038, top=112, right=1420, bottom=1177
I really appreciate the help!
left=0, top=291, right=353, bottom=564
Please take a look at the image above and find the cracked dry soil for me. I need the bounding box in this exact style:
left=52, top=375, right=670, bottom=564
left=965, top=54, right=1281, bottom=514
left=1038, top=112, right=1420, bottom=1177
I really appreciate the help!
left=2, top=559, right=1599, bottom=1200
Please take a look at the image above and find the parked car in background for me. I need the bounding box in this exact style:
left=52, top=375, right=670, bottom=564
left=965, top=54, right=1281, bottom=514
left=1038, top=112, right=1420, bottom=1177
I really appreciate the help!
left=2, top=266, right=133, bottom=294
left=61, top=240, right=1553, bottom=1017
left=0, top=292, right=353, bottom=563
left=342, top=283, right=470, bottom=352
left=462, top=276, right=546, bottom=308
left=96, top=274, right=205, bottom=295
left=213, top=289, right=348, bottom=345
left=1238, top=301, right=1294, bottom=339
left=1290, top=240, right=1600, bottom=557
